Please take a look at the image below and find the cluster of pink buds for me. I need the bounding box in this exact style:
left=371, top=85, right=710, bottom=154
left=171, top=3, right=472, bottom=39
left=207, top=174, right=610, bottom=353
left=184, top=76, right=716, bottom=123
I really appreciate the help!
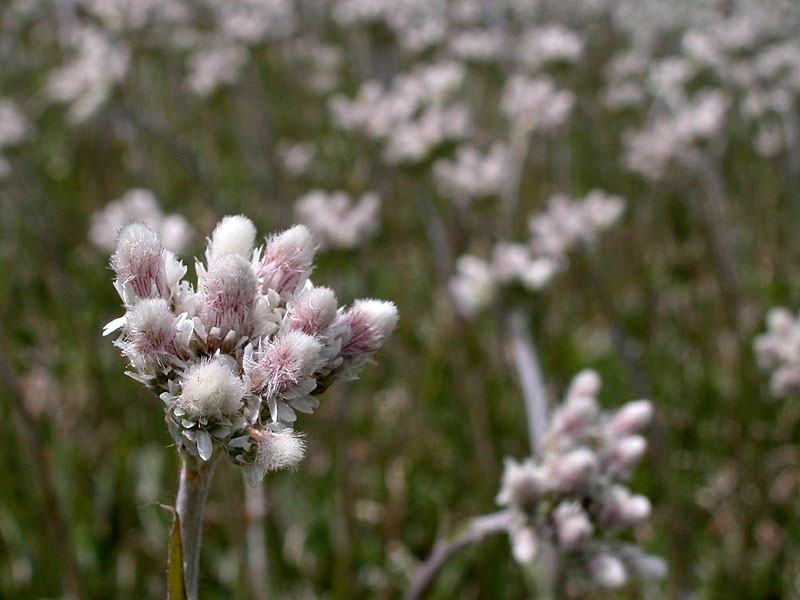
left=450, top=190, right=624, bottom=317
left=496, top=370, right=664, bottom=589
left=104, top=215, right=397, bottom=483
left=754, top=307, right=800, bottom=397
left=294, top=190, right=381, bottom=250
left=89, top=188, right=193, bottom=254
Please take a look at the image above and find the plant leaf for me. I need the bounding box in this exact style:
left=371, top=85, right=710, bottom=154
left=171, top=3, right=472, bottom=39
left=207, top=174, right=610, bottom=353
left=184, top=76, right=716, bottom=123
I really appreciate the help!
left=167, top=508, right=187, bottom=600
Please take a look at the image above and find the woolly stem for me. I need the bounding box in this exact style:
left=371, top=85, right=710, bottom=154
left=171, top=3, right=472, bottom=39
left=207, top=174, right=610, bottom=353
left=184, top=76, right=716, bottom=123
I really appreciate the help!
left=244, top=481, right=271, bottom=600
left=505, top=308, right=549, bottom=457
left=403, top=510, right=513, bottom=600
left=176, top=454, right=220, bottom=600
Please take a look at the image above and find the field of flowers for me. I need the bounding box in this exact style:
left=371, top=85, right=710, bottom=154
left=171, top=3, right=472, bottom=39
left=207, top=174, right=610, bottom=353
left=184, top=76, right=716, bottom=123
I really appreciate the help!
left=2, top=0, right=800, bottom=598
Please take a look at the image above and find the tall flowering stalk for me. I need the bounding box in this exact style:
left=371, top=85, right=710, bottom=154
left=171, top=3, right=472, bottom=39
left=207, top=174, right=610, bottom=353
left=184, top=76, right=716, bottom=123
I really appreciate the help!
left=103, top=215, right=397, bottom=598
left=404, top=371, right=663, bottom=600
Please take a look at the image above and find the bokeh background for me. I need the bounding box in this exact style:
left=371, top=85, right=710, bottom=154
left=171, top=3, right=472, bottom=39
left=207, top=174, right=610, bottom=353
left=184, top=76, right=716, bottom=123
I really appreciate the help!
left=2, top=0, right=800, bottom=598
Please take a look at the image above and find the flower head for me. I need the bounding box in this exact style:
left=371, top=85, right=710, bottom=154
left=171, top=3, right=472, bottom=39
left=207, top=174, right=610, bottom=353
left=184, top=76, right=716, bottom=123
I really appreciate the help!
left=110, top=223, right=170, bottom=302
left=200, top=253, right=260, bottom=339
left=257, top=225, right=316, bottom=298
left=105, top=214, right=396, bottom=482
left=176, top=357, right=247, bottom=420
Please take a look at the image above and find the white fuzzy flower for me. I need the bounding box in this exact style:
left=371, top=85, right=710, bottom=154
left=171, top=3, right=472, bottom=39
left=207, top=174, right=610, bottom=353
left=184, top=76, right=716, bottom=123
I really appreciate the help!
left=285, top=286, right=339, bottom=337
left=336, top=299, right=399, bottom=365
left=245, top=331, right=322, bottom=400
left=496, top=458, right=547, bottom=512
left=257, top=225, right=316, bottom=298
left=239, top=425, right=306, bottom=483
left=207, top=215, right=257, bottom=263
left=110, top=223, right=170, bottom=302
left=590, top=554, right=628, bottom=588
left=511, top=526, right=538, bottom=564
left=118, top=298, right=189, bottom=370
left=607, top=400, right=653, bottom=437
left=602, top=435, right=648, bottom=479
left=200, top=254, right=259, bottom=339
left=600, top=485, right=652, bottom=528
left=550, top=447, right=599, bottom=494
left=554, top=501, right=594, bottom=550
left=177, top=357, right=247, bottom=420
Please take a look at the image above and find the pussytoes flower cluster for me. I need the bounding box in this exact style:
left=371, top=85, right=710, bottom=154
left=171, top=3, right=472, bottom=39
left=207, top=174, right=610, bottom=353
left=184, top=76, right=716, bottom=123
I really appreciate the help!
left=754, top=307, right=800, bottom=397
left=47, top=24, right=130, bottom=123
left=433, top=143, right=511, bottom=205
left=104, top=215, right=397, bottom=483
left=294, top=190, right=381, bottom=250
left=450, top=190, right=624, bottom=317
left=496, top=370, right=664, bottom=589
left=329, top=61, right=471, bottom=165
left=89, top=188, right=193, bottom=254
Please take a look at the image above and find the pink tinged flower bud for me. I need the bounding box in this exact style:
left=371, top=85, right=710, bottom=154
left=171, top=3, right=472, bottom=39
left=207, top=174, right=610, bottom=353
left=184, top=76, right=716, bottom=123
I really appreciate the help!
left=110, top=223, right=169, bottom=300
left=285, top=286, right=338, bottom=336
left=511, top=526, right=538, bottom=565
left=551, top=395, right=598, bottom=439
left=201, top=254, right=259, bottom=337
left=257, top=225, right=316, bottom=298
left=252, top=427, right=305, bottom=473
left=496, top=458, right=547, bottom=512
left=550, top=448, right=598, bottom=494
left=246, top=331, right=322, bottom=398
left=207, top=215, right=257, bottom=263
left=602, top=434, right=647, bottom=478
left=589, top=553, right=628, bottom=588
left=607, top=400, right=653, bottom=437
left=177, top=357, right=247, bottom=420
left=121, top=298, right=180, bottom=365
left=566, top=369, right=601, bottom=400
left=767, top=307, right=794, bottom=334
left=554, top=501, right=594, bottom=550
left=600, top=485, right=651, bottom=527
left=337, top=299, right=399, bottom=362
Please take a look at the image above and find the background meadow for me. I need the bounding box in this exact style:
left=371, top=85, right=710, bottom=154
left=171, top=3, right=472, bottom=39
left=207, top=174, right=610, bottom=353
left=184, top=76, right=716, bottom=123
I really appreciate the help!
left=2, top=0, right=800, bottom=598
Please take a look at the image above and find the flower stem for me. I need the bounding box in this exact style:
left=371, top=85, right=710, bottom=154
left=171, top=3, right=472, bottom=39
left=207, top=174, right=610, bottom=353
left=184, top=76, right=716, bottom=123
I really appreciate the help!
left=505, top=308, right=549, bottom=457
left=176, top=454, right=220, bottom=600
left=403, top=510, right=512, bottom=600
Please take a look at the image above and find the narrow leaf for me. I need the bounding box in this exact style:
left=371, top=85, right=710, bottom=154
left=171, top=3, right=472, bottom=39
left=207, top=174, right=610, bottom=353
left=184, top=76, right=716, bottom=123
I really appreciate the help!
left=166, top=507, right=187, bottom=600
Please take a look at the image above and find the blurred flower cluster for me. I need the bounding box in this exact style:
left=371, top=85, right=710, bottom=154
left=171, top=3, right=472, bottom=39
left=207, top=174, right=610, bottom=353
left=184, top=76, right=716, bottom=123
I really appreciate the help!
left=755, top=307, right=800, bottom=397
left=89, top=189, right=193, bottom=254
left=295, top=190, right=381, bottom=251
left=497, top=370, right=663, bottom=589
left=450, top=191, right=624, bottom=316
left=104, top=216, right=397, bottom=482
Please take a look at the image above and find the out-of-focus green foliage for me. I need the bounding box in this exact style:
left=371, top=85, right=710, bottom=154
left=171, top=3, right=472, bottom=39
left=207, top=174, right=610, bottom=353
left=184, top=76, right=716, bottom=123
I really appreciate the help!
left=2, top=1, right=800, bottom=599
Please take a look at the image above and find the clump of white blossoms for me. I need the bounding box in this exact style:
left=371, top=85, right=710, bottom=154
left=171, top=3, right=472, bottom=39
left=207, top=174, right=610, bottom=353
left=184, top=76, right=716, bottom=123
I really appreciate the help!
left=329, top=61, right=471, bottom=165
left=433, top=143, right=511, bottom=205
left=294, top=190, right=380, bottom=250
left=754, top=307, right=800, bottom=397
left=501, top=74, right=576, bottom=135
left=104, top=215, right=398, bottom=483
left=496, top=370, right=665, bottom=589
left=622, top=89, right=730, bottom=180
left=89, top=188, right=193, bottom=254
left=450, top=190, right=624, bottom=317
left=46, top=24, right=131, bottom=123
